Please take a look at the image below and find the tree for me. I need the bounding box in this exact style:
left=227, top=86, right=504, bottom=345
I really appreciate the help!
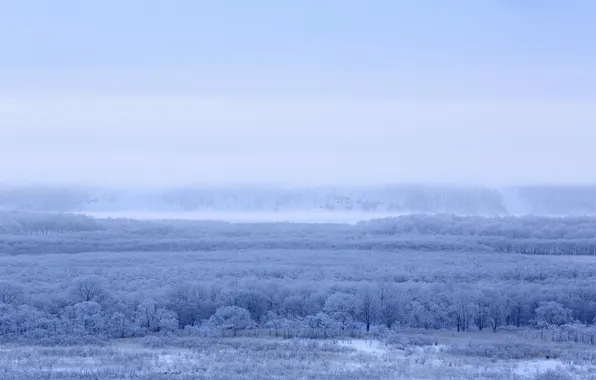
left=134, top=298, right=178, bottom=333
left=377, top=283, right=401, bottom=329
left=324, top=293, right=358, bottom=330
left=486, top=292, right=510, bottom=333
left=408, top=301, right=433, bottom=330
left=234, top=290, right=270, bottom=323
left=0, top=281, right=24, bottom=305
left=263, top=311, right=283, bottom=337
left=135, top=298, right=159, bottom=331
left=507, top=290, right=530, bottom=327
left=208, top=306, right=255, bottom=336
left=356, top=284, right=379, bottom=332
left=108, top=312, right=136, bottom=338
left=156, top=308, right=179, bottom=333
left=302, top=312, right=340, bottom=338
left=0, top=304, right=17, bottom=335
left=282, top=295, right=308, bottom=318
left=473, top=291, right=491, bottom=331
left=263, top=311, right=300, bottom=339
left=534, top=301, right=573, bottom=326
left=13, top=305, right=53, bottom=337
left=64, top=301, right=105, bottom=335
left=167, top=283, right=200, bottom=328
left=450, top=291, right=474, bottom=332
left=68, top=276, right=108, bottom=304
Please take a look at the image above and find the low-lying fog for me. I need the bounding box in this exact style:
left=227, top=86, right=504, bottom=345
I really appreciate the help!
left=79, top=210, right=406, bottom=224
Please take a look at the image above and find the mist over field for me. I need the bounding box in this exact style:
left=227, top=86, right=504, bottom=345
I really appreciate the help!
left=2, top=184, right=596, bottom=219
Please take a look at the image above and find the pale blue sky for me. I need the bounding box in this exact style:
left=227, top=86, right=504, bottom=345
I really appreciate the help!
left=1, top=1, right=595, bottom=185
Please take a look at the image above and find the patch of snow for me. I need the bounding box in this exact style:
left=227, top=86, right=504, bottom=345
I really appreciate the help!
left=49, top=357, right=102, bottom=372
left=339, top=340, right=387, bottom=356
left=157, top=354, right=177, bottom=365
left=514, top=359, right=564, bottom=375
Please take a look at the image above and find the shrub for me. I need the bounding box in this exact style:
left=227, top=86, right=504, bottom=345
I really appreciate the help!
left=533, top=369, right=573, bottom=380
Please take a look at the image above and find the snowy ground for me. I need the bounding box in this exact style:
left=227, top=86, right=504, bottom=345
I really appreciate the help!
left=1, top=333, right=594, bottom=379
left=81, top=210, right=409, bottom=224
left=339, top=339, right=387, bottom=356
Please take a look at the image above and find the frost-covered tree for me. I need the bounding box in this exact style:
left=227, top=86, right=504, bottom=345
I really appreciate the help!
left=68, top=276, right=108, bottom=304
left=377, top=283, right=401, bottom=329
left=534, top=301, right=573, bottom=326
left=64, top=301, right=105, bottom=335
left=408, top=301, right=434, bottom=330
left=135, top=298, right=159, bottom=331
left=263, top=311, right=301, bottom=338
left=486, top=292, right=510, bottom=332
left=12, top=305, right=57, bottom=338
left=473, top=291, right=491, bottom=331
left=356, top=284, right=379, bottom=332
left=302, top=312, right=340, bottom=338
left=107, top=312, right=136, bottom=338
left=134, top=298, right=178, bottom=333
left=234, top=289, right=270, bottom=323
left=282, top=295, right=309, bottom=318
left=157, top=308, right=179, bottom=333
left=450, top=291, right=474, bottom=332
left=208, top=306, right=255, bottom=336
left=167, top=282, right=201, bottom=328
left=263, top=311, right=283, bottom=337
left=0, top=304, right=17, bottom=335
left=324, top=293, right=358, bottom=330
left=0, top=281, right=24, bottom=305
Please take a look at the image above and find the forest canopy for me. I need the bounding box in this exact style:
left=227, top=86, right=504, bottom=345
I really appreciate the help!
left=1, top=212, right=596, bottom=255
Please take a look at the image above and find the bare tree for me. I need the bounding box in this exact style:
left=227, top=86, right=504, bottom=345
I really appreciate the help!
left=69, top=276, right=107, bottom=304
left=377, top=283, right=401, bottom=329
left=357, top=284, right=379, bottom=332
left=0, top=281, right=24, bottom=305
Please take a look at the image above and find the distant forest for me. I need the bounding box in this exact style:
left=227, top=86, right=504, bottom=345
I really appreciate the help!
left=2, top=184, right=596, bottom=215
left=1, top=212, right=596, bottom=255
left=2, top=211, right=596, bottom=344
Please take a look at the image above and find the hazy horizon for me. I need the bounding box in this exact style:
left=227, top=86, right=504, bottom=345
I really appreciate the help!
left=2, top=1, right=595, bottom=187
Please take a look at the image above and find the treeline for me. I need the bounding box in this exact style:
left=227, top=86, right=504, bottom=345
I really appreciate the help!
left=2, top=212, right=596, bottom=255
left=360, top=214, right=596, bottom=239
left=3, top=184, right=596, bottom=215
left=1, top=276, right=596, bottom=343
left=0, top=185, right=507, bottom=214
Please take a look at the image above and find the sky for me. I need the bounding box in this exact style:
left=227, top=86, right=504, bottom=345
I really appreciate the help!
left=1, top=0, right=595, bottom=186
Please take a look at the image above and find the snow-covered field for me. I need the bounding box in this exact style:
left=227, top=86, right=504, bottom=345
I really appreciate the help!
left=1, top=334, right=592, bottom=380
left=81, top=210, right=408, bottom=224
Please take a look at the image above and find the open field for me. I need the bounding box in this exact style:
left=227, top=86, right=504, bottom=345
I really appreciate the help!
left=2, top=332, right=596, bottom=379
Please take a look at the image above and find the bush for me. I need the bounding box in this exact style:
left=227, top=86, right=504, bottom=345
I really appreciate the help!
left=533, top=369, right=573, bottom=380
